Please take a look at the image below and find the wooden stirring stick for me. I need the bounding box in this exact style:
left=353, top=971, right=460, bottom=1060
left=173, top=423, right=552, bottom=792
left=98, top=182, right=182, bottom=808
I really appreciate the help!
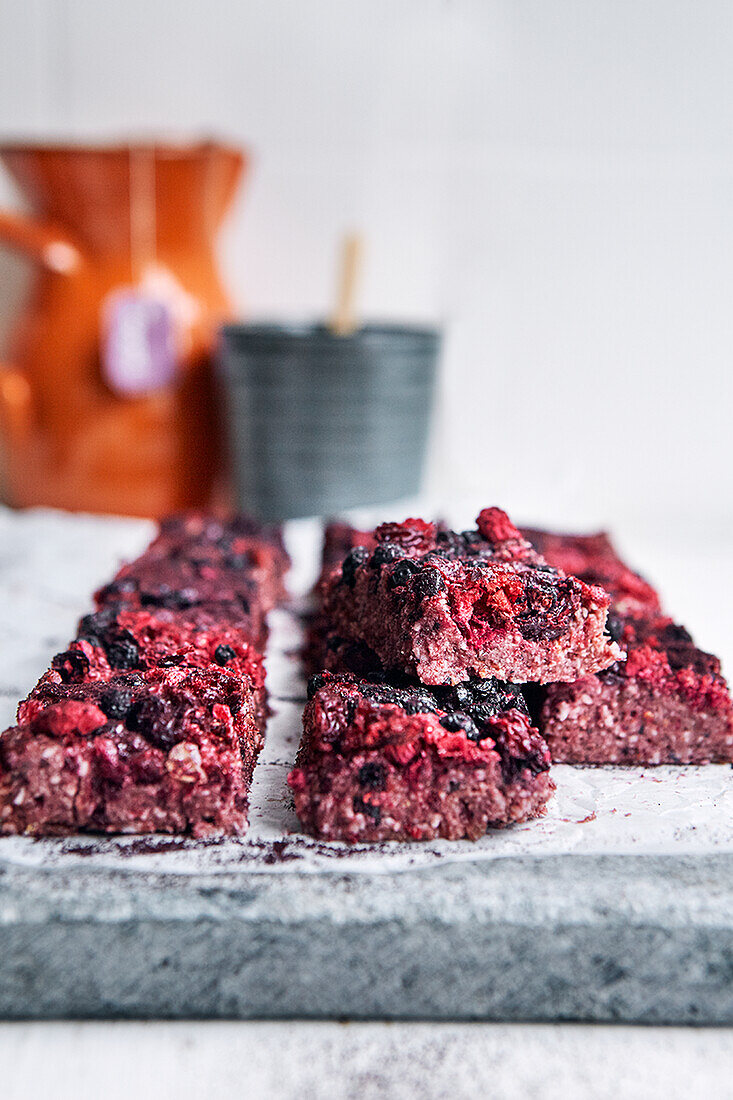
left=330, top=232, right=363, bottom=336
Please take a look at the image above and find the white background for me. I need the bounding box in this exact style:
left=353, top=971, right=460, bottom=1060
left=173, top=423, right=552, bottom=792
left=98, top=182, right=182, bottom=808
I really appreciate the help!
left=0, top=0, right=732, bottom=539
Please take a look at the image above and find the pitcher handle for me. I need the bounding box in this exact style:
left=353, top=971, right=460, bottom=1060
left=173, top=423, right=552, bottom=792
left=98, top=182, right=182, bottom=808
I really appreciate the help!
left=0, top=366, right=33, bottom=508
left=0, top=210, right=81, bottom=273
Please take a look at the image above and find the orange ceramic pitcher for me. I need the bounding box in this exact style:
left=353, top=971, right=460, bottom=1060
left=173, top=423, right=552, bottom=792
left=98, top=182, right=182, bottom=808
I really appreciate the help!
left=0, top=141, right=246, bottom=517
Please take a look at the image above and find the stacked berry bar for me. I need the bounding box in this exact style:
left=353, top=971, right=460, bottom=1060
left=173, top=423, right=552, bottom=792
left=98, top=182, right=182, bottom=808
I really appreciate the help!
left=0, top=514, right=289, bottom=837
left=319, top=509, right=622, bottom=685
left=522, top=529, right=733, bottom=764
left=289, top=508, right=625, bottom=842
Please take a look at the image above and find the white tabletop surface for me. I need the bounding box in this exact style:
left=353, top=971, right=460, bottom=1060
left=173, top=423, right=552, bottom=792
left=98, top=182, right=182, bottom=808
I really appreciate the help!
left=3, top=1020, right=733, bottom=1099
left=1, top=506, right=732, bottom=1098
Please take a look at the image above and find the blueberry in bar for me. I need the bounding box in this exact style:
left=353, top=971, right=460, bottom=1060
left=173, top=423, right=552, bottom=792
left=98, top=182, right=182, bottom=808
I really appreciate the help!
left=288, top=671, right=554, bottom=842
left=2, top=664, right=260, bottom=836
left=538, top=612, right=733, bottom=764
left=320, top=508, right=623, bottom=686
left=520, top=528, right=660, bottom=616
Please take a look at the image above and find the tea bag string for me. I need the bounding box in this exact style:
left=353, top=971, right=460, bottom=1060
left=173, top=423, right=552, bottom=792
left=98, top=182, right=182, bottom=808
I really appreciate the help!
left=205, top=146, right=215, bottom=244
left=204, top=144, right=227, bottom=248
left=129, top=145, right=157, bottom=284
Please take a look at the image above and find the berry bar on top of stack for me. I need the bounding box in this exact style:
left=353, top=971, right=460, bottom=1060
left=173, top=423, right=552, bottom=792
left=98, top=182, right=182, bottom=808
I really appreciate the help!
left=319, top=508, right=622, bottom=685
left=0, top=514, right=289, bottom=837
left=522, top=528, right=733, bottom=765
left=290, top=506, right=624, bottom=841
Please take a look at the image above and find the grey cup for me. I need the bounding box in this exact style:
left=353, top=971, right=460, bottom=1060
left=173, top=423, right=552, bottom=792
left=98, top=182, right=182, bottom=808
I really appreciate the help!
left=217, top=323, right=440, bottom=520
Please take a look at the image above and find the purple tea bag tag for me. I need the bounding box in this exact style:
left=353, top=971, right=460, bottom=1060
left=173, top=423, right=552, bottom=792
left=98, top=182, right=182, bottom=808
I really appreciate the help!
left=101, top=289, right=178, bottom=395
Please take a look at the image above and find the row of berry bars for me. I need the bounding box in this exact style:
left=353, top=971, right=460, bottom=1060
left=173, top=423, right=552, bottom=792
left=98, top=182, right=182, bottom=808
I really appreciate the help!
left=288, top=508, right=623, bottom=842
left=289, top=508, right=733, bottom=842
left=0, top=515, right=289, bottom=837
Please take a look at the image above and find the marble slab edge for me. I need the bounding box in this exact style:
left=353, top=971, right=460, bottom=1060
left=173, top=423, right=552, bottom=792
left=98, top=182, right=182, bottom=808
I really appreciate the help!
left=1, top=851, right=732, bottom=1023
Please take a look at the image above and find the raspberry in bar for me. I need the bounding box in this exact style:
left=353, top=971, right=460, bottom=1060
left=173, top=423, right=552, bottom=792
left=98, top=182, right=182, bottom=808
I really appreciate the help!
left=2, top=665, right=259, bottom=837
left=320, top=508, right=622, bottom=686
left=288, top=671, right=554, bottom=842
left=539, top=612, right=733, bottom=764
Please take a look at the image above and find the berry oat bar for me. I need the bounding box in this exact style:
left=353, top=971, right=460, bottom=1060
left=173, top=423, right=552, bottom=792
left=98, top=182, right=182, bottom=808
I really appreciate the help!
left=289, top=671, right=554, bottom=842
left=539, top=612, right=733, bottom=764
left=30, top=606, right=269, bottom=737
left=94, top=512, right=290, bottom=650
left=520, top=527, right=733, bottom=763
left=142, top=512, right=290, bottom=614
left=320, top=508, right=622, bottom=686
left=2, top=664, right=259, bottom=836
